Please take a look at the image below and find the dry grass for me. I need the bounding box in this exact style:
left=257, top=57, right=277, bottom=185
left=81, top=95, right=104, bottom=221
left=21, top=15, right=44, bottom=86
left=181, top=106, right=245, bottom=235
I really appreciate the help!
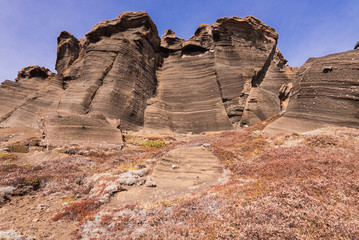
left=76, top=127, right=359, bottom=239
left=52, top=199, right=103, bottom=222
left=2, top=116, right=359, bottom=239
left=7, top=143, right=29, bottom=153
left=0, top=150, right=17, bottom=162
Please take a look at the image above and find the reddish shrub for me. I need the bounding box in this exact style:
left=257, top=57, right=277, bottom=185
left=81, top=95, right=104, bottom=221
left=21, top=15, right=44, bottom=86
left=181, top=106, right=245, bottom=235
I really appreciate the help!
left=52, top=199, right=103, bottom=222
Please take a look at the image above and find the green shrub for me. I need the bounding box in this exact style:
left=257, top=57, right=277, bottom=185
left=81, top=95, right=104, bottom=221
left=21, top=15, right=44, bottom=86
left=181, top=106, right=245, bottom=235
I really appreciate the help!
left=7, top=143, right=29, bottom=153
left=142, top=140, right=169, bottom=148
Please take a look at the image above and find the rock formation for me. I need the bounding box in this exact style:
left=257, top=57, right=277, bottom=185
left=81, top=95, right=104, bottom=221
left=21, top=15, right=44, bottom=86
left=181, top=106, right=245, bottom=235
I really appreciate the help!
left=40, top=112, right=123, bottom=147
left=0, top=11, right=298, bottom=141
left=55, top=31, right=81, bottom=77
left=0, top=66, right=63, bottom=129
left=144, top=15, right=296, bottom=133
left=265, top=48, right=359, bottom=134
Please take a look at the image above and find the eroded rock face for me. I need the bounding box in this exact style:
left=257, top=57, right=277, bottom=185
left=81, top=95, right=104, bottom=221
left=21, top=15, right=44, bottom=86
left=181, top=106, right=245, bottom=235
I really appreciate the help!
left=0, top=11, right=296, bottom=139
left=40, top=112, right=123, bottom=147
left=57, top=11, right=162, bottom=130
left=0, top=66, right=63, bottom=128
left=144, top=16, right=294, bottom=133
left=55, top=31, right=81, bottom=76
left=266, top=49, right=359, bottom=134
left=16, top=65, right=54, bottom=81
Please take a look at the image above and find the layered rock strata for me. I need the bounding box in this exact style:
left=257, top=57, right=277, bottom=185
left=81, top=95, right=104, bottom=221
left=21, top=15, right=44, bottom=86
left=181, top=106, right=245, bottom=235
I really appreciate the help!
left=266, top=48, right=359, bottom=134
left=40, top=112, right=123, bottom=147
left=57, top=11, right=161, bottom=130
left=144, top=16, right=295, bottom=133
left=0, top=11, right=295, bottom=137
left=0, top=66, right=63, bottom=128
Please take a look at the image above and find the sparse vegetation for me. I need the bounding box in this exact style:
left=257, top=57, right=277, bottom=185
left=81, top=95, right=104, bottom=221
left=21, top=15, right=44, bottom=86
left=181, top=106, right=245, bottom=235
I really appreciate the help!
left=142, top=139, right=170, bottom=148
left=2, top=124, right=359, bottom=239
left=7, top=143, right=29, bottom=153
left=74, top=128, right=359, bottom=239
left=52, top=199, right=103, bottom=222
left=0, top=150, right=17, bottom=162
left=303, top=135, right=340, bottom=148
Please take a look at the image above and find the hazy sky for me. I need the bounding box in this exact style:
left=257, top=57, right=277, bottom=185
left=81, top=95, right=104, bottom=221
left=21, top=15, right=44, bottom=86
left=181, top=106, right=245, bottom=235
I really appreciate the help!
left=1, top=0, right=358, bottom=81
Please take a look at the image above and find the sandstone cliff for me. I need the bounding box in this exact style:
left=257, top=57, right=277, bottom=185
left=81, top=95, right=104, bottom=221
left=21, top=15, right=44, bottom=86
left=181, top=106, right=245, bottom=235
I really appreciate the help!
left=0, top=11, right=297, bottom=139
left=265, top=48, right=359, bottom=134
left=144, top=17, right=296, bottom=133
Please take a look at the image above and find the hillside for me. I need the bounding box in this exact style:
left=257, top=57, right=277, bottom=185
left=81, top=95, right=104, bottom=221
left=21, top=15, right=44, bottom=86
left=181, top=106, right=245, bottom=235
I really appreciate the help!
left=0, top=11, right=359, bottom=240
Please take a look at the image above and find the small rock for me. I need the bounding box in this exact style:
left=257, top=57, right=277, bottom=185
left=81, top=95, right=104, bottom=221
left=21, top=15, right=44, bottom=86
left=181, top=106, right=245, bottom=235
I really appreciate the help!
left=131, top=169, right=146, bottom=177
left=37, top=204, right=49, bottom=210
left=202, top=143, right=211, bottom=147
left=0, top=148, right=9, bottom=152
left=103, top=185, right=120, bottom=195
left=0, top=186, right=16, bottom=195
left=32, top=218, right=40, bottom=222
left=88, top=194, right=98, bottom=199
left=146, top=178, right=157, bottom=187
left=118, top=176, right=137, bottom=186
left=146, top=158, right=156, bottom=163
left=78, top=150, right=88, bottom=155
left=137, top=178, right=146, bottom=186
left=172, top=165, right=178, bottom=169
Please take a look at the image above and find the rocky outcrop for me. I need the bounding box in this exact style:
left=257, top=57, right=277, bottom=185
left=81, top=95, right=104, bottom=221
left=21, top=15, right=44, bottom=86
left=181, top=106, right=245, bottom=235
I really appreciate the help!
left=144, top=16, right=294, bottom=133
left=16, top=65, right=54, bottom=81
left=0, top=66, right=63, bottom=128
left=57, top=11, right=161, bottom=130
left=0, top=11, right=296, bottom=139
left=55, top=31, right=81, bottom=77
left=40, top=112, right=123, bottom=147
left=265, top=48, right=359, bottom=134
left=239, top=49, right=296, bottom=126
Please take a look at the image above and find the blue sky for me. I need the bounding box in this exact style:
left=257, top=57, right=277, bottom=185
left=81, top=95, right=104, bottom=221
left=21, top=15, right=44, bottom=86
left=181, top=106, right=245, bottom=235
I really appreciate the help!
left=1, top=0, right=358, bottom=81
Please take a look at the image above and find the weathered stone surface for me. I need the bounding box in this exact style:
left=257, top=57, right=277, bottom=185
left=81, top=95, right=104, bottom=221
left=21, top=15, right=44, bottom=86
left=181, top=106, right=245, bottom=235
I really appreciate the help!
left=57, top=11, right=161, bottom=130
left=144, top=16, right=293, bottom=133
left=266, top=49, right=359, bottom=134
left=41, top=111, right=123, bottom=147
left=355, top=41, right=359, bottom=50
left=0, top=66, right=63, bottom=128
left=16, top=65, right=54, bottom=81
left=240, top=49, right=297, bottom=126
left=55, top=31, right=81, bottom=76
left=0, top=11, right=296, bottom=137
left=160, top=29, right=184, bottom=51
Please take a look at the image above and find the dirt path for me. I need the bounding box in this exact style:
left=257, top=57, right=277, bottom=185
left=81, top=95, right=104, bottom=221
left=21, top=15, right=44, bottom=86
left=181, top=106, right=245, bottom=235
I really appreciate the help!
left=109, top=146, right=228, bottom=206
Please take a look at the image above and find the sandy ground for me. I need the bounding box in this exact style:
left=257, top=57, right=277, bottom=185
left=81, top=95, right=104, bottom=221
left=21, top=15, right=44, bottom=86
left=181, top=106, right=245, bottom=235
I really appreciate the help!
left=109, top=146, right=228, bottom=206
left=0, top=193, right=75, bottom=240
